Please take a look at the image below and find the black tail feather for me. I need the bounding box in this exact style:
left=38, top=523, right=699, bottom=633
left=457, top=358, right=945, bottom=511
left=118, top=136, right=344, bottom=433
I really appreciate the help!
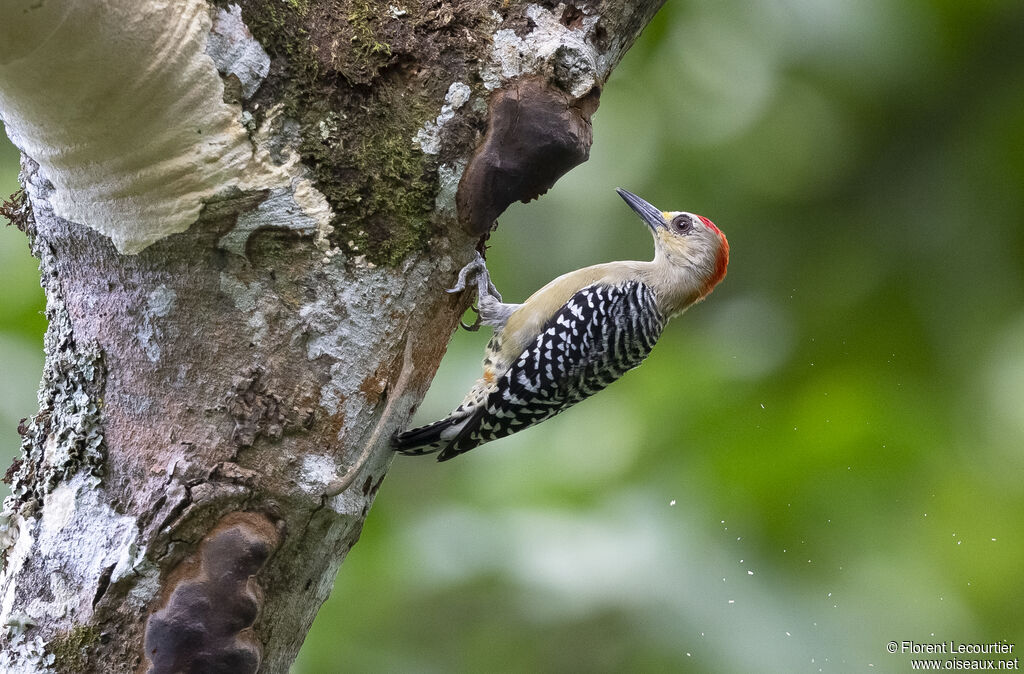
left=392, top=417, right=455, bottom=455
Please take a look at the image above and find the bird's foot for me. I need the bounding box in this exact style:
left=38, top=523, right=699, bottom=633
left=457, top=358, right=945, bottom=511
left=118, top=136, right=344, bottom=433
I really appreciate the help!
left=447, top=251, right=502, bottom=302
left=448, top=248, right=516, bottom=329
left=448, top=251, right=504, bottom=331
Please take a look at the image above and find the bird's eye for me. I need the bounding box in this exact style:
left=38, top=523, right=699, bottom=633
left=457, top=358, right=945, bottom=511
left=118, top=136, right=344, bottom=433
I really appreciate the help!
left=671, top=215, right=693, bottom=234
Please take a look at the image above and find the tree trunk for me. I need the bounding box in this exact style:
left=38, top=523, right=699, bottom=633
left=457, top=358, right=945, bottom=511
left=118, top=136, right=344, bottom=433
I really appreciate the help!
left=0, top=1, right=663, bottom=670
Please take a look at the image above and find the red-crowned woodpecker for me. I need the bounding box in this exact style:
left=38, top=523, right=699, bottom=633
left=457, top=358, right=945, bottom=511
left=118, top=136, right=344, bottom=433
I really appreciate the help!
left=394, top=188, right=730, bottom=461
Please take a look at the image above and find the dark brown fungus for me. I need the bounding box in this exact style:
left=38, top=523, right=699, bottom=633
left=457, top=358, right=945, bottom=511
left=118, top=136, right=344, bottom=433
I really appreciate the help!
left=457, top=77, right=601, bottom=236
left=143, top=512, right=281, bottom=674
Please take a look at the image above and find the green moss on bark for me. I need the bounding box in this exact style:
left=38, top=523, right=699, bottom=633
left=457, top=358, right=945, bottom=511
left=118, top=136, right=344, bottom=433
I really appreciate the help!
left=299, top=86, right=437, bottom=266
left=48, top=624, right=101, bottom=672
left=229, top=0, right=452, bottom=266
left=348, top=0, right=393, bottom=67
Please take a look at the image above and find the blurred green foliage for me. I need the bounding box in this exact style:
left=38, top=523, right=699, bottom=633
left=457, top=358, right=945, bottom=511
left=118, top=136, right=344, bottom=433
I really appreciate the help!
left=2, top=0, right=1023, bottom=671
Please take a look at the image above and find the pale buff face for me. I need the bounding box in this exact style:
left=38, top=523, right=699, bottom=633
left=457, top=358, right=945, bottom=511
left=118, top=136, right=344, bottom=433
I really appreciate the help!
left=653, top=211, right=726, bottom=277
left=615, top=189, right=730, bottom=309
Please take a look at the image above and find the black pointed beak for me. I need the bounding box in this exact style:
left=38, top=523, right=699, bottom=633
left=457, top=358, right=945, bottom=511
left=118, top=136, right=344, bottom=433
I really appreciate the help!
left=616, top=188, right=666, bottom=232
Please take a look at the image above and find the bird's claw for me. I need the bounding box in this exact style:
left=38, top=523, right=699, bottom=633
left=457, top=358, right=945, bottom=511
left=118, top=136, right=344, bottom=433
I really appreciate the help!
left=460, top=313, right=483, bottom=331
left=458, top=302, right=483, bottom=331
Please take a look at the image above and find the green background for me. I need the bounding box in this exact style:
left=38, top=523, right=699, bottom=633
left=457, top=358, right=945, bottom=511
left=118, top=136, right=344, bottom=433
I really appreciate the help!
left=2, top=1, right=1023, bottom=671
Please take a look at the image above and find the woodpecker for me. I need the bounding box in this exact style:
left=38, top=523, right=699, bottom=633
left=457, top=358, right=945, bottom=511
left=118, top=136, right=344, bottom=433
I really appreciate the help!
left=394, top=188, right=729, bottom=461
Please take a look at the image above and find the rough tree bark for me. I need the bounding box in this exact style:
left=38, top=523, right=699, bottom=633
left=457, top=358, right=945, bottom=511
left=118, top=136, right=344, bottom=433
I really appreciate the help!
left=0, top=1, right=663, bottom=670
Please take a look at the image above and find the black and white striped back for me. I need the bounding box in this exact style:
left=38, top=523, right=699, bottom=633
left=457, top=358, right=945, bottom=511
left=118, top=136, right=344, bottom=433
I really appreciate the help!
left=437, top=281, right=665, bottom=460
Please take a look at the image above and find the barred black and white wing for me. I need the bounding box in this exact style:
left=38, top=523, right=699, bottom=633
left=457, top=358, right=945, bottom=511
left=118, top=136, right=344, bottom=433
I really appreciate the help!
left=433, top=280, right=665, bottom=460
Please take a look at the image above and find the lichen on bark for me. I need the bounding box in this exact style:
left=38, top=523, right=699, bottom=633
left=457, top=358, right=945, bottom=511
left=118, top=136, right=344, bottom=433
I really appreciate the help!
left=1, top=195, right=106, bottom=521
